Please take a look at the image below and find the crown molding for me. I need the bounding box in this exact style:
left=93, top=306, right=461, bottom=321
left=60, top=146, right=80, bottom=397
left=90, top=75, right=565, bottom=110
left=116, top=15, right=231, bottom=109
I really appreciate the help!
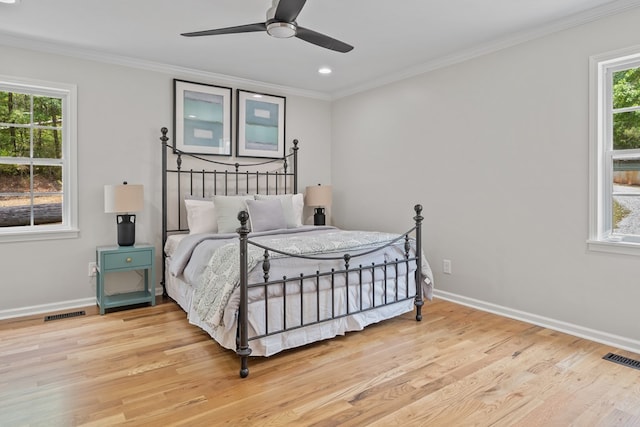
left=2, top=0, right=638, bottom=102
left=0, top=32, right=331, bottom=101
left=330, top=0, right=640, bottom=99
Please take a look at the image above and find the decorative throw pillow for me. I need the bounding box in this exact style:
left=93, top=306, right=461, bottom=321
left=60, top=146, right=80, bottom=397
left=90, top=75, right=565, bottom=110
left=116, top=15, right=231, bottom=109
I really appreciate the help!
left=184, top=197, right=217, bottom=234
left=254, top=193, right=304, bottom=228
left=245, top=199, right=287, bottom=232
left=213, top=195, right=253, bottom=233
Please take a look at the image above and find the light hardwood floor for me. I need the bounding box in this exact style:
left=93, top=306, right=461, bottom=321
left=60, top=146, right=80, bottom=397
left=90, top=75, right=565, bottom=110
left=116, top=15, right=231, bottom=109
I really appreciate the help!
left=1, top=297, right=639, bottom=426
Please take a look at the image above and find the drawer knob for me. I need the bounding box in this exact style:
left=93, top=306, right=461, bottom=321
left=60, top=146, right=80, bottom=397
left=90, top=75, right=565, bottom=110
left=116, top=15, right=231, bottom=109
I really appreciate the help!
left=126, top=257, right=132, bottom=263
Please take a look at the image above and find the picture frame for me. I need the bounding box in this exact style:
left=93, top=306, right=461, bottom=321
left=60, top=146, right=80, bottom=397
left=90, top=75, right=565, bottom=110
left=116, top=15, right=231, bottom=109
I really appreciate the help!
left=173, top=79, right=232, bottom=156
left=236, top=89, right=286, bottom=158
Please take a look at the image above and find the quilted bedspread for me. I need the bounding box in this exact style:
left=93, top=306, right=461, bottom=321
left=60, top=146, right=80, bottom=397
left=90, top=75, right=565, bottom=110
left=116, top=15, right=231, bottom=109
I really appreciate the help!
left=189, top=228, right=433, bottom=331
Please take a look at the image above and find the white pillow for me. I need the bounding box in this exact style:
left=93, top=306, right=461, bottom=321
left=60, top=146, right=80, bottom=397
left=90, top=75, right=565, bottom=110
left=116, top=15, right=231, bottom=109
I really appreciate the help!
left=254, top=193, right=304, bottom=228
left=184, top=198, right=217, bottom=234
left=213, top=195, right=253, bottom=233
left=291, top=193, right=303, bottom=227
left=245, top=199, right=287, bottom=232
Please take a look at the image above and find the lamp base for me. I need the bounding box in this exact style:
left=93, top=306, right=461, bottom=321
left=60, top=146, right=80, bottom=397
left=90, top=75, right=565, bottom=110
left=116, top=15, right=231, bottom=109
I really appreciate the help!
left=117, top=214, right=136, bottom=246
left=313, top=208, right=326, bottom=226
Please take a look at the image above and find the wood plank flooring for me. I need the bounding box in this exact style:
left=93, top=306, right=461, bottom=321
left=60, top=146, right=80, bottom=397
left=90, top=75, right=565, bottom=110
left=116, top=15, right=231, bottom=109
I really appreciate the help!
left=1, top=297, right=639, bottom=426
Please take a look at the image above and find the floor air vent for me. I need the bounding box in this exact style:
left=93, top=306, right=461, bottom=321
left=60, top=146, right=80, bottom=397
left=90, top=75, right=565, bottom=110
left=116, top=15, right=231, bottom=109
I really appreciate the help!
left=44, top=310, right=86, bottom=322
left=603, top=352, right=640, bottom=370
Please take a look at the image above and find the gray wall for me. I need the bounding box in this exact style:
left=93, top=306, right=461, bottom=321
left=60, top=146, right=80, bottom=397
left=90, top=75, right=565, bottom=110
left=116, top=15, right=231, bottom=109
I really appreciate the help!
left=2, top=8, right=639, bottom=353
left=0, top=44, right=331, bottom=316
left=331, top=9, right=640, bottom=351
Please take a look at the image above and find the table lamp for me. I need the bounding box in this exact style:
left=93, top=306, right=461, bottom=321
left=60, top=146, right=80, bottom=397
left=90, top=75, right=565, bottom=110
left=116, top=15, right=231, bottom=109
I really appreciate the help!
left=104, top=182, right=144, bottom=246
left=305, top=184, right=332, bottom=226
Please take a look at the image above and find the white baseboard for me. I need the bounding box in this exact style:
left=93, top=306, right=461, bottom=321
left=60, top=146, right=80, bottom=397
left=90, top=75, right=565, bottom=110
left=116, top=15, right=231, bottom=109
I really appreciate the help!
left=5, top=288, right=638, bottom=356
left=0, top=297, right=96, bottom=320
left=0, top=288, right=164, bottom=321
left=434, top=289, right=640, bottom=355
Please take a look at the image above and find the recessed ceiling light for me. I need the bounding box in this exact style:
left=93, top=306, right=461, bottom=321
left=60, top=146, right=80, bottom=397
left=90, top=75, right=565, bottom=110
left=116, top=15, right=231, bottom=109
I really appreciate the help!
left=318, top=67, right=332, bottom=75
left=0, top=0, right=19, bottom=4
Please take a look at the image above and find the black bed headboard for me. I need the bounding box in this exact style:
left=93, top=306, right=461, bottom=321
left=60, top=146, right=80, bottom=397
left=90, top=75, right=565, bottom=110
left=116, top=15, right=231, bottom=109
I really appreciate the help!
left=158, top=127, right=299, bottom=294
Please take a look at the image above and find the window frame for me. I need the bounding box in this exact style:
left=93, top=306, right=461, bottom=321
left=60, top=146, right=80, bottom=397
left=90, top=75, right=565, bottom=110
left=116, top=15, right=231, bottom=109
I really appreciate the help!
left=0, top=75, right=78, bottom=243
left=588, top=46, right=640, bottom=255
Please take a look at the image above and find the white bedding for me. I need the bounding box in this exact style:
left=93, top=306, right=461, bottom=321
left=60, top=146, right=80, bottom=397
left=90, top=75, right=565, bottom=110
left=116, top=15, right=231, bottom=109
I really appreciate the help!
left=164, top=233, right=186, bottom=257
left=165, top=227, right=433, bottom=356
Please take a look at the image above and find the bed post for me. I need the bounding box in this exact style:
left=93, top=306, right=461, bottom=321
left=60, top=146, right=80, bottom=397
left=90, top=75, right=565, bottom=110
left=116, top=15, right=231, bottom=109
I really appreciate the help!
left=160, top=127, right=169, bottom=297
left=237, top=211, right=252, bottom=378
left=414, top=204, right=424, bottom=321
left=292, top=139, right=299, bottom=194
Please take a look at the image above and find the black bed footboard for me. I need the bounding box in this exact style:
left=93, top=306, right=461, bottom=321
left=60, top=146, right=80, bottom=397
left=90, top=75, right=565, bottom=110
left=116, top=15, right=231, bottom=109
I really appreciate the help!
left=235, top=205, right=424, bottom=378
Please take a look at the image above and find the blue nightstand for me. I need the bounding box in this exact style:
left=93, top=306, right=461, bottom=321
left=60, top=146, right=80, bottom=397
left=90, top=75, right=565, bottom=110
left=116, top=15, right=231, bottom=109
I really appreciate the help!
left=96, top=244, right=156, bottom=315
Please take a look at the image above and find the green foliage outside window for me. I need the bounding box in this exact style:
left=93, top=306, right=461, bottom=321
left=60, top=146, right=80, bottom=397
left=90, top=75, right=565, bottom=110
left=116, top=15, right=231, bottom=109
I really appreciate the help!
left=613, top=67, right=640, bottom=150
left=0, top=90, right=63, bottom=181
left=613, top=199, right=630, bottom=230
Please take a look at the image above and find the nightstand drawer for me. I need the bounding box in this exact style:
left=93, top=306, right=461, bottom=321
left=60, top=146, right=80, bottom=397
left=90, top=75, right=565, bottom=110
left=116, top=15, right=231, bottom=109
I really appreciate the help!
left=103, top=250, right=152, bottom=270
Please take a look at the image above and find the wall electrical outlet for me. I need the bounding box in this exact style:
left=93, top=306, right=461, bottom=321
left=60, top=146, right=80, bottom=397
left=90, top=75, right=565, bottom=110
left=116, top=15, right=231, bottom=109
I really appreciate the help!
left=88, top=262, right=97, bottom=277
left=443, top=259, right=452, bottom=275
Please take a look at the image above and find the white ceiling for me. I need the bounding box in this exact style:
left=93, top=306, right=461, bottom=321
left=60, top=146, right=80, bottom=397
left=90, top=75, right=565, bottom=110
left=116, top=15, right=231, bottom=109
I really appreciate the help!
left=0, top=0, right=638, bottom=98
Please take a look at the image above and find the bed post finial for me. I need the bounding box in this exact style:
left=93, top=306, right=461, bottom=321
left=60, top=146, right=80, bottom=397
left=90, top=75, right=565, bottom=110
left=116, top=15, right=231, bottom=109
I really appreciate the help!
left=414, top=204, right=423, bottom=221
left=238, top=211, right=249, bottom=232
left=236, top=210, right=252, bottom=377
left=160, top=127, right=168, bottom=142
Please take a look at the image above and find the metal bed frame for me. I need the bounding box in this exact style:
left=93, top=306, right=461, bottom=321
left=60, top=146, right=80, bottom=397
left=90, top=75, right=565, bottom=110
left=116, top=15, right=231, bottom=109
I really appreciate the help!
left=159, top=127, right=424, bottom=378
left=159, top=126, right=298, bottom=295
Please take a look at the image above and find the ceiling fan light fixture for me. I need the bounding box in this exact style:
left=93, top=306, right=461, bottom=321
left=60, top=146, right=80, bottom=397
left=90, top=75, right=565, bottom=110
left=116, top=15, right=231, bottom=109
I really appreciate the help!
left=267, top=22, right=296, bottom=39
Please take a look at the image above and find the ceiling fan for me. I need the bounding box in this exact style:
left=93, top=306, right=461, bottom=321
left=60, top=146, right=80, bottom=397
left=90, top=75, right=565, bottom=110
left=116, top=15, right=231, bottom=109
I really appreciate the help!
left=181, top=0, right=353, bottom=53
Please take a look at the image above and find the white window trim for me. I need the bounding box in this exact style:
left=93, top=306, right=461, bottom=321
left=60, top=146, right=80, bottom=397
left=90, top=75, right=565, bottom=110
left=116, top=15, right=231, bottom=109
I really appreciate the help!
left=588, top=45, right=640, bottom=256
left=0, top=75, right=78, bottom=243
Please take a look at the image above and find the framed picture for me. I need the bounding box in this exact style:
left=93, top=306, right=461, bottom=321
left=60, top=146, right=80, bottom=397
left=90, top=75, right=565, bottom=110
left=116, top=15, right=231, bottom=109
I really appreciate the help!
left=173, top=79, right=232, bottom=156
left=236, top=89, right=286, bottom=158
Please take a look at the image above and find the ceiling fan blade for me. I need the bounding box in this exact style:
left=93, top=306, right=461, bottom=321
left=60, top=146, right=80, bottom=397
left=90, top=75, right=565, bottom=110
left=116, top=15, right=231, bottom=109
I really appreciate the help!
left=295, top=26, right=353, bottom=53
left=274, top=0, right=307, bottom=22
left=181, top=22, right=266, bottom=37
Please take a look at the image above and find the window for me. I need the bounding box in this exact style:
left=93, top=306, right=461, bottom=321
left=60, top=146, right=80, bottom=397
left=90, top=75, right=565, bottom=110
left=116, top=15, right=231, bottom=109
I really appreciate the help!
left=0, top=76, right=77, bottom=242
left=589, top=48, right=640, bottom=254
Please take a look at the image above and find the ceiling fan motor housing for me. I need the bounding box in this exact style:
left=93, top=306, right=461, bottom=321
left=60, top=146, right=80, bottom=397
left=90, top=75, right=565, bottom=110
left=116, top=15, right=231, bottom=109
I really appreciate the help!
left=266, top=21, right=297, bottom=38
left=266, top=2, right=297, bottom=38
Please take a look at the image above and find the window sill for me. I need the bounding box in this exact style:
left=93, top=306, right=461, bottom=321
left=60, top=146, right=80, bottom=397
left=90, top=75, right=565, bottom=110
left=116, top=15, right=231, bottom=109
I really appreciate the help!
left=0, top=227, right=80, bottom=243
left=587, top=238, right=640, bottom=256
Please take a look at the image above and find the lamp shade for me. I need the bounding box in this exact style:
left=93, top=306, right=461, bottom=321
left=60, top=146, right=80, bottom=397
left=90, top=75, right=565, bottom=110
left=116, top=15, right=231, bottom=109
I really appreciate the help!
left=104, top=183, right=144, bottom=213
left=305, top=185, right=332, bottom=207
